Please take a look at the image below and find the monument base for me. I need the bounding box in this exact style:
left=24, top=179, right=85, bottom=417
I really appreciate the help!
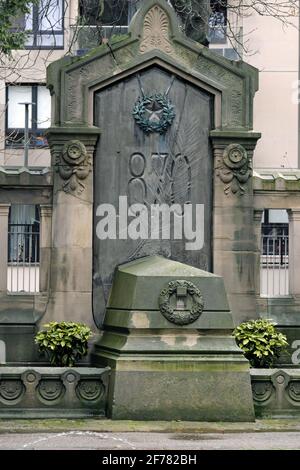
left=93, top=353, right=254, bottom=421
left=92, top=256, right=255, bottom=421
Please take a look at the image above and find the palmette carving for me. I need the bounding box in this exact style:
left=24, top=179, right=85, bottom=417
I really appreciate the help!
left=56, top=140, right=91, bottom=195
left=216, top=144, right=251, bottom=195
left=140, top=5, right=173, bottom=55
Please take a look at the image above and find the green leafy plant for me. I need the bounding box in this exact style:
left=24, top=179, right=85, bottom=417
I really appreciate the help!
left=35, top=322, right=92, bottom=367
left=233, top=319, right=288, bottom=368
left=0, top=0, right=39, bottom=55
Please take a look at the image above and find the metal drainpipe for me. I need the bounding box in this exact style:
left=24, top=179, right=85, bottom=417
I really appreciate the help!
left=18, top=102, right=34, bottom=168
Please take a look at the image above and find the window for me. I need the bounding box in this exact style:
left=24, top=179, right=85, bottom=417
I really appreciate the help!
left=262, top=210, right=289, bottom=258
left=79, top=0, right=143, bottom=26
left=76, top=0, right=141, bottom=50
left=260, top=209, right=289, bottom=297
left=8, top=205, right=40, bottom=294
left=79, top=0, right=129, bottom=26
left=6, top=84, right=51, bottom=148
left=12, top=0, right=64, bottom=49
left=208, top=0, right=227, bottom=44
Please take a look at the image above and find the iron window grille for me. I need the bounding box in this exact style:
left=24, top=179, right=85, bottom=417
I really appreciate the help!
left=8, top=206, right=40, bottom=264
left=262, top=223, right=289, bottom=264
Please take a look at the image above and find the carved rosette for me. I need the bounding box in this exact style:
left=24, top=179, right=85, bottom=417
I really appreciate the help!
left=0, top=380, right=24, bottom=402
left=76, top=380, right=105, bottom=402
left=140, top=5, right=173, bottom=55
left=251, top=381, right=273, bottom=403
left=287, top=382, right=300, bottom=402
left=159, top=280, right=204, bottom=325
left=216, top=144, right=252, bottom=195
left=37, top=379, right=65, bottom=402
left=56, top=140, right=91, bottom=195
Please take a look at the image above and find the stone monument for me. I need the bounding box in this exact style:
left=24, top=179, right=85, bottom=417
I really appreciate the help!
left=46, top=0, right=260, bottom=330
left=92, top=255, right=255, bottom=421
left=45, top=0, right=261, bottom=420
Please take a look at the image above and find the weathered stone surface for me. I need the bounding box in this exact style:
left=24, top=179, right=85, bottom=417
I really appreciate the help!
left=44, top=0, right=260, bottom=331
left=211, top=133, right=260, bottom=323
left=47, top=0, right=258, bottom=130
left=93, top=256, right=255, bottom=421
left=93, top=66, right=213, bottom=325
left=42, top=292, right=96, bottom=328
left=0, top=326, right=38, bottom=364
left=107, top=256, right=228, bottom=312
left=251, top=369, right=300, bottom=418
left=0, top=367, right=109, bottom=418
left=42, top=129, right=100, bottom=326
left=0, top=293, right=48, bottom=364
left=107, top=365, right=254, bottom=421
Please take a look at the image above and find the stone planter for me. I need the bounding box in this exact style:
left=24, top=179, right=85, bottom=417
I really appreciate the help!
left=0, top=366, right=110, bottom=418
left=251, top=368, right=300, bottom=418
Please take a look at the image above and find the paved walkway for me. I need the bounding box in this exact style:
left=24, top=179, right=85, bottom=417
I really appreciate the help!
left=1, top=430, right=300, bottom=450
left=1, top=419, right=300, bottom=450
left=2, top=417, right=300, bottom=434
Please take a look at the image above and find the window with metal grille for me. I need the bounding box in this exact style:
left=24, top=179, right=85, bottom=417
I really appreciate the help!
left=7, top=205, right=40, bottom=294
left=262, top=210, right=289, bottom=260
left=260, top=209, right=289, bottom=297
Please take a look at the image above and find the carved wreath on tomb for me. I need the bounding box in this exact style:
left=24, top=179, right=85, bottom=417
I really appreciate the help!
left=216, top=143, right=252, bottom=195
left=56, top=140, right=91, bottom=195
left=158, top=280, right=204, bottom=326
left=132, top=93, right=175, bottom=134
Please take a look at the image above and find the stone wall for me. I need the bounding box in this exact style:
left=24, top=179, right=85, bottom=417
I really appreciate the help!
left=0, top=367, right=109, bottom=418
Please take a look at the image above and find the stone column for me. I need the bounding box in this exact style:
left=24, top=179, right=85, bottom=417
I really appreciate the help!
left=289, top=209, right=300, bottom=298
left=39, top=205, right=52, bottom=293
left=43, top=128, right=100, bottom=327
left=210, top=131, right=260, bottom=325
left=0, top=204, right=10, bottom=292
left=253, top=209, right=264, bottom=297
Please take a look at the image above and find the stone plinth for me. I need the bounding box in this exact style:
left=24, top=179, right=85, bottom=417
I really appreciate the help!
left=92, top=256, right=255, bottom=421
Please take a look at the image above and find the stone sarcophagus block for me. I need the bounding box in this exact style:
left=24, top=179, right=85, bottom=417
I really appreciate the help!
left=92, top=256, right=255, bottom=421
